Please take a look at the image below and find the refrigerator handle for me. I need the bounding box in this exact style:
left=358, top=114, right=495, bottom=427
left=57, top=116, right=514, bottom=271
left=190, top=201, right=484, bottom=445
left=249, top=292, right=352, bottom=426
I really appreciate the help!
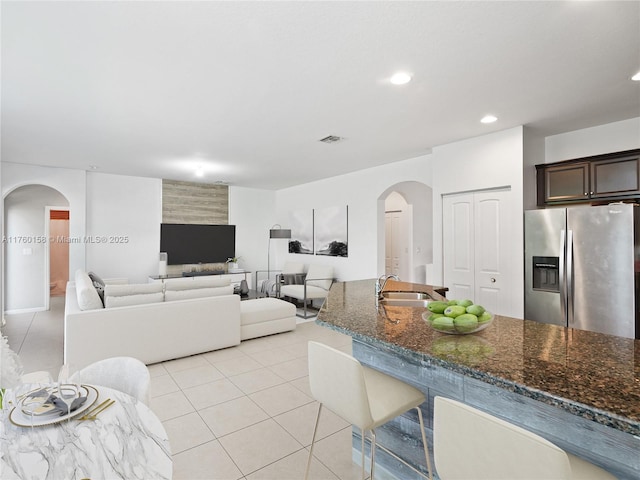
left=566, top=229, right=574, bottom=326
left=559, top=230, right=567, bottom=320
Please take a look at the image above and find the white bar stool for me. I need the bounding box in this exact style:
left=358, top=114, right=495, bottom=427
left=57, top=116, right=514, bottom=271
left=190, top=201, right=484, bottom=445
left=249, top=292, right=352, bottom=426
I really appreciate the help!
left=433, top=396, right=617, bottom=480
left=305, top=341, right=433, bottom=480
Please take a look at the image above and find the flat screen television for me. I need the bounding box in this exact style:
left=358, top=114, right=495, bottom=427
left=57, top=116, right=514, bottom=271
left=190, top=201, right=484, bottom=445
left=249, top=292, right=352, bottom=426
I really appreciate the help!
left=160, top=224, right=236, bottom=265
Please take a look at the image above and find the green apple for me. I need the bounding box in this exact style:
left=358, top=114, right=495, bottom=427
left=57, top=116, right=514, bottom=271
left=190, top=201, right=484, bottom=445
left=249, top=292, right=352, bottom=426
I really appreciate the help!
left=444, top=305, right=466, bottom=318
left=432, top=316, right=455, bottom=331
left=466, top=304, right=485, bottom=316
left=456, top=299, right=473, bottom=307
left=427, top=301, right=448, bottom=314
left=453, top=313, right=479, bottom=332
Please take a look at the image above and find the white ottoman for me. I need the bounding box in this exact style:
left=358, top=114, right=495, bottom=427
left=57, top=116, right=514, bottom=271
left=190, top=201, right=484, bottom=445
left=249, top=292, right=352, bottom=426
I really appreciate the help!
left=239, top=297, right=297, bottom=341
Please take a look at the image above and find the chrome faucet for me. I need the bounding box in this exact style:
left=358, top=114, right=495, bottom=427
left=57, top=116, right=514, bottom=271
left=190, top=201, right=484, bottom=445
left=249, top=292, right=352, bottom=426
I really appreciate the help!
left=376, top=274, right=399, bottom=304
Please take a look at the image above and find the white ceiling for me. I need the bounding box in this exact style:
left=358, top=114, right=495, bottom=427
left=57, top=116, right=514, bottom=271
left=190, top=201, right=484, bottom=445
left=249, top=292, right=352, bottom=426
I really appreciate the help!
left=2, top=1, right=639, bottom=190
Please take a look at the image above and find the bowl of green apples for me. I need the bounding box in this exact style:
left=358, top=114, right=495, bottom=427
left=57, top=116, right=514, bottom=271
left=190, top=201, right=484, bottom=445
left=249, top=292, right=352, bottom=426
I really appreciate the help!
left=422, top=299, right=493, bottom=334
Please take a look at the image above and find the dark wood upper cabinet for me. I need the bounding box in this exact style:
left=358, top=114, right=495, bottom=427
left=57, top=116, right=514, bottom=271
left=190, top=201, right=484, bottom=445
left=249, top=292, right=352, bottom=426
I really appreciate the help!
left=536, top=149, right=640, bottom=206
left=543, top=163, right=589, bottom=203
left=590, top=154, right=640, bottom=198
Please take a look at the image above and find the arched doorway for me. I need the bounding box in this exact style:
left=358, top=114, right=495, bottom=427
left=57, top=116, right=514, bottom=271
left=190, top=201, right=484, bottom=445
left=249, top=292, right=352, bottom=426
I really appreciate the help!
left=378, top=182, right=433, bottom=284
left=3, top=185, right=70, bottom=312
left=384, top=192, right=412, bottom=280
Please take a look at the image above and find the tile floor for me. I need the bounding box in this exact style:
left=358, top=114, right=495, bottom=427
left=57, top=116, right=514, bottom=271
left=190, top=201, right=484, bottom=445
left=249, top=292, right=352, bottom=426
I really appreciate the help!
left=2, top=296, right=374, bottom=480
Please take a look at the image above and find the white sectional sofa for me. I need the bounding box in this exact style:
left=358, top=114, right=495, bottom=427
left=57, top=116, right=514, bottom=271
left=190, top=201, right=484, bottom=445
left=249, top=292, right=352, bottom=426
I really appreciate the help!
left=65, top=270, right=296, bottom=369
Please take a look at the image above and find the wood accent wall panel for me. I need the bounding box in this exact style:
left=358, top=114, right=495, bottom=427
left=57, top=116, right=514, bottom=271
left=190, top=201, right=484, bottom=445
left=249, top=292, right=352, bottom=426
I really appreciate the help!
left=162, top=180, right=228, bottom=225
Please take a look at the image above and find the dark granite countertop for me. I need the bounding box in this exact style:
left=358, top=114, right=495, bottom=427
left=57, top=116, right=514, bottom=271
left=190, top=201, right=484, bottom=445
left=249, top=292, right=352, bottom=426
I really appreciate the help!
left=317, top=279, right=640, bottom=436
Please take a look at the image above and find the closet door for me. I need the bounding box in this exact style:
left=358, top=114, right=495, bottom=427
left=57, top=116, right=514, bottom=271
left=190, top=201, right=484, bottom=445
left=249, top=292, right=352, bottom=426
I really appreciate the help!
left=443, top=193, right=475, bottom=301
left=443, top=189, right=511, bottom=315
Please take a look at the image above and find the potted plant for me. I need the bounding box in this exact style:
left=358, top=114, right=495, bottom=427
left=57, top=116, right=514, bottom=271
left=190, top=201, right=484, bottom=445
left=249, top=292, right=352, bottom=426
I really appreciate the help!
left=226, top=256, right=242, bottom=271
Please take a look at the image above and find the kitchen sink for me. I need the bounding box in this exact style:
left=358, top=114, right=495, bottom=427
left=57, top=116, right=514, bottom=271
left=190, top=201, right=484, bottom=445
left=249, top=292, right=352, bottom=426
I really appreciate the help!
left=377, top=291, right=434, bottom=307
left=381, top=291, right=432, bottom=300
left=378, top=298, right=431, bottom=307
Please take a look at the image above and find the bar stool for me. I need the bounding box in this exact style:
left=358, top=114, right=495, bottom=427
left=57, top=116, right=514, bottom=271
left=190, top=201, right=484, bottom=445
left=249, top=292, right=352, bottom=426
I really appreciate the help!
left=433, top=396, right=617, bottom=480
left=305, top=341, right=433, bottom=480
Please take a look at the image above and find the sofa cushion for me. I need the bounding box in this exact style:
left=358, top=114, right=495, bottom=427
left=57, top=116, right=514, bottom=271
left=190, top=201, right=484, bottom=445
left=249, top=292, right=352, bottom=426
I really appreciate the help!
left=164, top=285, right=234, bottom=302
left=104, top=283, right=163, bottom=297
left=280, top=284, right=329, bottom=300
left=240, top=297, right=296, bottom=326
left=105, top=292, right=164, bottom=308
left=75, top=270, right=104, bottom=311
left=305, top=264, right=334, bottom=291
left=164, top=276, right=231, bottom=291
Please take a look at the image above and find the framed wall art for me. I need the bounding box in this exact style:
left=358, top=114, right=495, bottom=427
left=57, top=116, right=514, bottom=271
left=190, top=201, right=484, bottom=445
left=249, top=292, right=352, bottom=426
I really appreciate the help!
left=288, top=209, right=314, bottom=255
left=314, top=206, right=348, bottom=257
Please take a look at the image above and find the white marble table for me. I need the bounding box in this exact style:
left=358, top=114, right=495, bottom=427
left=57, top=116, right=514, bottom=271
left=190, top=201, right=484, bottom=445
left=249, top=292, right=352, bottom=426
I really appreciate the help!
left=0, top=385, right=172, bottom=479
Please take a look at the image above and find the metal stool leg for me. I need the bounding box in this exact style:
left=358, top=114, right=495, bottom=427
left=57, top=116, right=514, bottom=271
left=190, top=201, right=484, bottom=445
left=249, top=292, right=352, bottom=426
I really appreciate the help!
left=361, top=428, right=366, bottom=480
left=416, top=407, right=433, bottom=480
left=304, top=403, right=323, bottom=480
left=370, top=429, right=377, bottom=480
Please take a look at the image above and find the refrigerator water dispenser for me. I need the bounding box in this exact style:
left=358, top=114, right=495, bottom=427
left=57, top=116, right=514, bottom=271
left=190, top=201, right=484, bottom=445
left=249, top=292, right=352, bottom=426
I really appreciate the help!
left=532, top=256, right=560, bottom=292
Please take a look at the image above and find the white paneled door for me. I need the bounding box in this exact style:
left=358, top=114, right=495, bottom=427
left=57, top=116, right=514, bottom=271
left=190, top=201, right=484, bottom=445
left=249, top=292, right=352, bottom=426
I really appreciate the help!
left=385, top=208, right=412, bottom=280
left=443, top=189, right=511, bottom=315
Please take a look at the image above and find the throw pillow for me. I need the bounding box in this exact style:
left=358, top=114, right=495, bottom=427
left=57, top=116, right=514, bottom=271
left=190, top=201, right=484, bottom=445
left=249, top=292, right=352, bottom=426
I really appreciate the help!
left=88, top=271, right=106, bottom=306
left=74, top=270, right=104, bottom=311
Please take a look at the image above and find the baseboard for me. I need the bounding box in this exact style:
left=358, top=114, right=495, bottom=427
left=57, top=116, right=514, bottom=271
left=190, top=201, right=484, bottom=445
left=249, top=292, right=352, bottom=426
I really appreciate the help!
left=4, top=306, right=47, bottom=315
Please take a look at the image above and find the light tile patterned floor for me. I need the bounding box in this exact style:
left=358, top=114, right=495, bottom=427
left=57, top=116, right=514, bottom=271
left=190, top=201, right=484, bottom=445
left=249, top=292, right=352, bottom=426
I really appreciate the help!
left=2, top=297, right=370, bottom=480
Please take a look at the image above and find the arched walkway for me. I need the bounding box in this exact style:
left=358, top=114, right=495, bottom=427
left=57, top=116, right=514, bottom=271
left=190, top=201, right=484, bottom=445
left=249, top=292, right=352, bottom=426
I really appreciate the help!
left=377, top=181, right=433, bottom=283
left=4, top=184, right=69, bottom=312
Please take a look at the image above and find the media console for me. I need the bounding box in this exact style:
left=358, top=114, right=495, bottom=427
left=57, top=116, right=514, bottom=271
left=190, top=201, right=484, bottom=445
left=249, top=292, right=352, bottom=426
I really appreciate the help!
left=149, top=270, right=251, bottom=286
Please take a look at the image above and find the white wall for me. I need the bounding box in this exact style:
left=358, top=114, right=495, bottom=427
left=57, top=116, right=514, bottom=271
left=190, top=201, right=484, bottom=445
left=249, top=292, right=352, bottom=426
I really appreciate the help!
left=2, top=163, right=87, bottom=276
left=380, top=181, right=433, bottom=283
left=545, top=117, right=640, bottom=162
left=523, top=126, right=545, bottom=210
left=431, top=126, right=525, bottom=318
left=228, top=186, right=277, bottom=286
left=2, top=163, right=87, bottom=312
left=1, top=160, right=3, bottom=322
left=3, top=185, right=68, bottom=311
left=85, top=172, right=162, bottom=283
left=275, top=154, right=434, bottom=281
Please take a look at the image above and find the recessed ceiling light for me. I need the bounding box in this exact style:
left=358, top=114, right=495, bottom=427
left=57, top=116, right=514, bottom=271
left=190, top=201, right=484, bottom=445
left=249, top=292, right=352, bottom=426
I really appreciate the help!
left=390, top=72, right=412, bottom=85
left=481, top=115, right=498, bottom=124
left=632, top=71, right=640, bottom=81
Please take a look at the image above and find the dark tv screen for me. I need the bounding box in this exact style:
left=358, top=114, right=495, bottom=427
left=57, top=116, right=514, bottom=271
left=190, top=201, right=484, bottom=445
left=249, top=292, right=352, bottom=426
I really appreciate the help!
left=160, top=224, right=236, bottom=265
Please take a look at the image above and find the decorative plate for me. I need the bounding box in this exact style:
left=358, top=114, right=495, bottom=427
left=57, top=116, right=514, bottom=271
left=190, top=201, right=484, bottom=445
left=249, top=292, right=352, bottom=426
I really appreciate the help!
left=9, top=385, right=99, bottom=427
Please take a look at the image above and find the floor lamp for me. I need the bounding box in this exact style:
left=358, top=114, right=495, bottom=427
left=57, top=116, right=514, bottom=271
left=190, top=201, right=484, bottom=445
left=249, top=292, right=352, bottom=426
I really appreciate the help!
left=268, top=225, right=291, bottom=282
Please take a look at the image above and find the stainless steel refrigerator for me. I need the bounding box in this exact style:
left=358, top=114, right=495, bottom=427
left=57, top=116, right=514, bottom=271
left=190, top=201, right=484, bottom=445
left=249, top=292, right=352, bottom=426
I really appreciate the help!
left=524, top=204, right=638, bottom=339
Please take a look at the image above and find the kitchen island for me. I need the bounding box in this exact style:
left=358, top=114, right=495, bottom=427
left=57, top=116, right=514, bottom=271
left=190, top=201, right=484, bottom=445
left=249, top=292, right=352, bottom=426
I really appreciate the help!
left=316, top=279, right=640, bottom=480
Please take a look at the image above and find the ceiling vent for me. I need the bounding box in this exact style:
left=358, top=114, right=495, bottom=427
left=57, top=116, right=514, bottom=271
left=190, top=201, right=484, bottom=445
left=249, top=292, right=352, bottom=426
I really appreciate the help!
left=319, top=135, right=344, bottom=144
